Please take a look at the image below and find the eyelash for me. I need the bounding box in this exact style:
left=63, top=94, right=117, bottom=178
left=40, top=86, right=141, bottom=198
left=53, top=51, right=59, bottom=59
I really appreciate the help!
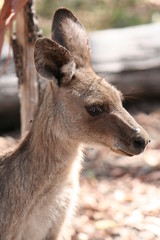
left=86, top=105, right=104, bottom=117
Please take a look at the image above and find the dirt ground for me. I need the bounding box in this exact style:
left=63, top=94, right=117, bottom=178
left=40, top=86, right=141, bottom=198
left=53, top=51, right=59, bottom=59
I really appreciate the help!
left=0, top=101, right=160, bottom=240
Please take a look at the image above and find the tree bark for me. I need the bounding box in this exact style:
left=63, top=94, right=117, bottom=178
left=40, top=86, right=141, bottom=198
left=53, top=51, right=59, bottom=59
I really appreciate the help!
left=12, top=0, right=41, bottom=135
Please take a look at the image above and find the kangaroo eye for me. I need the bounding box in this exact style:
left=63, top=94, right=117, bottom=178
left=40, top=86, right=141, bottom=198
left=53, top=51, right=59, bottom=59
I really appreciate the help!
left=86, top=105, right=104, bottom=117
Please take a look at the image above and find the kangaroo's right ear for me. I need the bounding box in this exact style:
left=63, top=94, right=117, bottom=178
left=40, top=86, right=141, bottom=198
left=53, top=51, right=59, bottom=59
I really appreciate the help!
left=34, top=37, right=75, bottom=86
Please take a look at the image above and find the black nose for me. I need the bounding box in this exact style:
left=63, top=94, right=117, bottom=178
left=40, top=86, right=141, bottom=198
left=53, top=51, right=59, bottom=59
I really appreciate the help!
left=133, top=136, right=146, bottom=150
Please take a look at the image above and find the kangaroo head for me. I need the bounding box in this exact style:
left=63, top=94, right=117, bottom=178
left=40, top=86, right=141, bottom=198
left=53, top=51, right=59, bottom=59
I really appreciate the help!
left=34, top=8, right=149, bottom=156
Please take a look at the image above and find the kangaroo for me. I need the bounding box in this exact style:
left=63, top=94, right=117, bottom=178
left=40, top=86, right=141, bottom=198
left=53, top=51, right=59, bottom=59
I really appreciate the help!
left=0, top=8, right=149, bottom=240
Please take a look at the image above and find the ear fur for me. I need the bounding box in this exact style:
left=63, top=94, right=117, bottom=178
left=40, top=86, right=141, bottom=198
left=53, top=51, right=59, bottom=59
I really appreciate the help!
left=34, top=37, right=75, bottom=86
left=51, top=8, right=91, bottom=68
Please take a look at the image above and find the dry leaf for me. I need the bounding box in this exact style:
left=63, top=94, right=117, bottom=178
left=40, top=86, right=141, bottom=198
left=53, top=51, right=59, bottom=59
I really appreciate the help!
left=95, top=219, right=116, bottom=230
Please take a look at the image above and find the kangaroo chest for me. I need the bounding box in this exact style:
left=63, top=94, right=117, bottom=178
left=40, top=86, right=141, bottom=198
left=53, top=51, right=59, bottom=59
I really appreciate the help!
left=21, top=159, right=81, bottom=240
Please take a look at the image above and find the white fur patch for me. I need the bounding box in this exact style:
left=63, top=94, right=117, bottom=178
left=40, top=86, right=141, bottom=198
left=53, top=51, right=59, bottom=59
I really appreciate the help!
left=61, top=61, right=75, bottom=78
left=135, top=128, right=141, bottom=134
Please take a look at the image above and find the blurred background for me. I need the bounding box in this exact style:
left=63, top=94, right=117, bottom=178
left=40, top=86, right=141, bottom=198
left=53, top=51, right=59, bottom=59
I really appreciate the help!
left=0, top=0, right=160, bottom=239
left=36, top=0, right=160, bottom=34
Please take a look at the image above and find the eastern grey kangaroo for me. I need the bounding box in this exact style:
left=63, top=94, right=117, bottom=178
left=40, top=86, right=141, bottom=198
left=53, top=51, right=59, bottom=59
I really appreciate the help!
left=0, top=8, right=149, bottom=240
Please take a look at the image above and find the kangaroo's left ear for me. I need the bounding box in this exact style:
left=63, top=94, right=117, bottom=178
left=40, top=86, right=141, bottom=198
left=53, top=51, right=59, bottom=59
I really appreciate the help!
left=34, top=37, right=75, bottom=86
left=51, top=8, right=91, bottom=68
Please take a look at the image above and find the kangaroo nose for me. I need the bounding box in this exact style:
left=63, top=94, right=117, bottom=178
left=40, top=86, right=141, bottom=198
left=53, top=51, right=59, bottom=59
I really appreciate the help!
left=133, top=136, right=146, bottom=150
left=131, top=127, right=150, bottom=154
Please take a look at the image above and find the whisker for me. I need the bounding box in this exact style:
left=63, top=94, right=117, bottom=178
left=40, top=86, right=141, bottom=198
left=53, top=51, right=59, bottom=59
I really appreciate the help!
left=122, top=91, right=144, bottom=103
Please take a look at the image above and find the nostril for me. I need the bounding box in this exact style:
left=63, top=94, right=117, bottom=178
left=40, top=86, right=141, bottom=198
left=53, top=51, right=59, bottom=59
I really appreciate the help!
left=133, top=137, right=146, bottom=150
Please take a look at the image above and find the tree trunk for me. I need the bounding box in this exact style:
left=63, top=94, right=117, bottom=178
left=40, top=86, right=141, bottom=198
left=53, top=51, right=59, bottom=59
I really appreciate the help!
left=12, top=0, right=41, bottom=135
left=0, top=74, right=19, bottom=133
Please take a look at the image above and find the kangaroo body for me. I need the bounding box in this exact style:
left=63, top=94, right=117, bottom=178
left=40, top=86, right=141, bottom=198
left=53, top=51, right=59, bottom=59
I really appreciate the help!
left=0, top=8, right=149, bottom=240
left=0, top=84, right=81, bottom=240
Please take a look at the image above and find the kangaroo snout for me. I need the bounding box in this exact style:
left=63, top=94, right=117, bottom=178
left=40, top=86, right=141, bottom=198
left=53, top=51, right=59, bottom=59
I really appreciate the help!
left=114, top=126, right=149, bottom=156
left=112, top=108, right=150, bottom=156
left=131, top=127, right=150, bottom=155
left=123, top=123, right=150, bottom=156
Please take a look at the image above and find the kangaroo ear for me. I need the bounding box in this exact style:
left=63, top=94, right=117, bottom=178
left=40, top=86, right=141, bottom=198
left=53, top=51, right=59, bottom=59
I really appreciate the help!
left=34, top=37, right=75, bottom=86
left=51, top=8, right=91, bottom=68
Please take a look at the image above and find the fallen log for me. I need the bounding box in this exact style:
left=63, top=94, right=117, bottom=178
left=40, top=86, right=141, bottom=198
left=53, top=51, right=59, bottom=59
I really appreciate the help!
left=99, top=68, right=160, bottom=98
left=90, top=23, right=160, bottom=97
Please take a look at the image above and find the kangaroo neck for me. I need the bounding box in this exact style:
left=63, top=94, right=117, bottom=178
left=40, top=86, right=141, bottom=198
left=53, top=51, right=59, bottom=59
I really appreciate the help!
left=27, top=91, right=80, bottom=177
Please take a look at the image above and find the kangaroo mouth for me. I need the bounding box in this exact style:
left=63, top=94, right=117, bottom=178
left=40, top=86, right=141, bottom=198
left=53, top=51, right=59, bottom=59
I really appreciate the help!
left=112, top=148, right=134, bottom=157
left=117, top=149, right=134, bottom=157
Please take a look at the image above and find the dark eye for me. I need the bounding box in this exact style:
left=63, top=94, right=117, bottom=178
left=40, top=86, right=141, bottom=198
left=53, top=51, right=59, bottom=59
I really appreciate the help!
left=86, top=105, right=104, bottom=116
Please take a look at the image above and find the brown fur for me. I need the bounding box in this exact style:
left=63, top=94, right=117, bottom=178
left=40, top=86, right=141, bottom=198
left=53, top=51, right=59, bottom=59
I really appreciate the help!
left=0, top=8, right=149, bottom=240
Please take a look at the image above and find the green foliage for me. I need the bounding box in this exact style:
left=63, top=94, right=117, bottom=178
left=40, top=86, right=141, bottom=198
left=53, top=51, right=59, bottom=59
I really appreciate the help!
left=35, top=0, right=159, bottom=35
